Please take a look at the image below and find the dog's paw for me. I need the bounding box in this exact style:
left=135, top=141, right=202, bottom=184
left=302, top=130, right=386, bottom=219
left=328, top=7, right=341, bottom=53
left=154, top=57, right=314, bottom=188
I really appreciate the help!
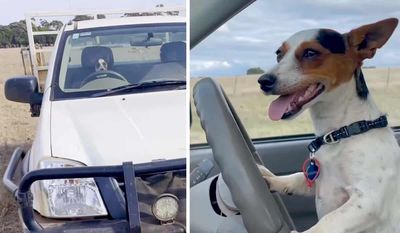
left=267, top=176, right=294, bottom=194
left=257, top=165, right=295, bottom=195
left=257, top=164, right=275, bottom=177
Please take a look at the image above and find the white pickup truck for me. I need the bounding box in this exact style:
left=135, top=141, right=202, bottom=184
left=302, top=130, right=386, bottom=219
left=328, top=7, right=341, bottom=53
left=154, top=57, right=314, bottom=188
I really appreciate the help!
left=3, top=15, right=186, bottom=233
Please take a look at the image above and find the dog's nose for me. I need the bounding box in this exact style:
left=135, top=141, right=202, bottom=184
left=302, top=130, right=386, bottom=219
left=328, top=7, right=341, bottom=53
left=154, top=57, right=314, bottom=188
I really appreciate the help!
left=258, top=73, right=277, bottom=92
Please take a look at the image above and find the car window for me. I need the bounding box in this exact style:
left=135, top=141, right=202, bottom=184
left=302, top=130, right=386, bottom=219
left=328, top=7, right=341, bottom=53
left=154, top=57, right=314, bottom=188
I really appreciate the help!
left=53, top=23, right=186, bottom=99
left=190, top=1, right=400, bottom=144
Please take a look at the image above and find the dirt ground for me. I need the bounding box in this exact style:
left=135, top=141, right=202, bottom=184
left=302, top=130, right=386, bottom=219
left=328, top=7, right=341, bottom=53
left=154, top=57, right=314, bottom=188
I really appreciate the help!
left=0, top=48, right=37, bottom=233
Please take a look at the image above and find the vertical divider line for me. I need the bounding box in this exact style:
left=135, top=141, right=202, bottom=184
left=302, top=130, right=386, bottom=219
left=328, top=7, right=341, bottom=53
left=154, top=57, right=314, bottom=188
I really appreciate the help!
left=185, top=0, right=191, bottom=231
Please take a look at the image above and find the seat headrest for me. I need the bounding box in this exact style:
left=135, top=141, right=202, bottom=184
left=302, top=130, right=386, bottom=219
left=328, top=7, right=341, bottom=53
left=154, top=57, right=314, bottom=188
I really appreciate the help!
left=81, top=46, right=114, bottom=68
left=160, top=41, right=186, bottom=63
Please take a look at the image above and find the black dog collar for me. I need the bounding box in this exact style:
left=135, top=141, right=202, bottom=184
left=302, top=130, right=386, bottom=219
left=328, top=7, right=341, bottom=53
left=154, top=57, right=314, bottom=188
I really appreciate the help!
left=308, top=115, right=388, bottom=153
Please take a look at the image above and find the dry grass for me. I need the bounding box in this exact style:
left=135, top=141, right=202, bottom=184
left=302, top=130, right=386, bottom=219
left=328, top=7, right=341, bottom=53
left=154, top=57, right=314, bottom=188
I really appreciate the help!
left=190, top=68, right=400, bottom=144
left=0, top=48, right=37, bottom=232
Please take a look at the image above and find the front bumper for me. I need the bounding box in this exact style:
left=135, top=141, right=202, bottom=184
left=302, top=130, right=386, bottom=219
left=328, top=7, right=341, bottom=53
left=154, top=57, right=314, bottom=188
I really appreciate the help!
left=3, top=147, right=186, bottom=233
left=36, top=219, right=185, bottom=233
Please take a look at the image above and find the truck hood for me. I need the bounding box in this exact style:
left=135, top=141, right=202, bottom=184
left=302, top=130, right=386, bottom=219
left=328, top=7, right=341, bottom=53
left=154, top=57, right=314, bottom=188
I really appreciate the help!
left=50, top=90, right=186, bottom=165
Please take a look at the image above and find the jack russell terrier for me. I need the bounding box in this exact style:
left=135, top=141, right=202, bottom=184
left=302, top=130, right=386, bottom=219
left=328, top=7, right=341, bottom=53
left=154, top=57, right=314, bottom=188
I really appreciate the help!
left=257, top=18, right=400, bottom=233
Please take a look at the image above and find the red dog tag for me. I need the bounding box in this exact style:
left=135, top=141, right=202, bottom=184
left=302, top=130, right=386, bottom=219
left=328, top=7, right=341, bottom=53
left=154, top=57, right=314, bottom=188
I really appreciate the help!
left=302, top=158, right=321, bottom=188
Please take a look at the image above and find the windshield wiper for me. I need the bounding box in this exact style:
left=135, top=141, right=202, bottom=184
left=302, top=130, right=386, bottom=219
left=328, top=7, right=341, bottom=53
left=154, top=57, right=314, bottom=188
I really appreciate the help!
left=92, top=79, right=186, bottom=97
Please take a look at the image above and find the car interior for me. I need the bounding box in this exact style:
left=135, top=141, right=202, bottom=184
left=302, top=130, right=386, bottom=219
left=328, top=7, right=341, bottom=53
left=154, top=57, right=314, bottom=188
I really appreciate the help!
left=189, top=0, right=400, bottom=232
left=62, top=41, right=186, bottom=91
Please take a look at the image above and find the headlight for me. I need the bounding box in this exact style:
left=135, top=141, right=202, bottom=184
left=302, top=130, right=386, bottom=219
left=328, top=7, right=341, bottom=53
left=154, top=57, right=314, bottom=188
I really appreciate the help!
left=35, top=158, right=107, bottom=218
left=152, top=193, right=179, bottom=222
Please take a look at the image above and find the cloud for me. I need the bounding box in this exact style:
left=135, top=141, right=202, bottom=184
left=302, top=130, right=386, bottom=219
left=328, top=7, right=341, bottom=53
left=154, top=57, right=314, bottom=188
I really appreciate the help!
left=233, top=36, right=267, bottom=43
left=299, top=19, right=320, bottom=27
left=216, top=24, right=230, bottom=33
left=191, top=0, right=400, bottom=77
left=191, top=60, right=232, bottom=72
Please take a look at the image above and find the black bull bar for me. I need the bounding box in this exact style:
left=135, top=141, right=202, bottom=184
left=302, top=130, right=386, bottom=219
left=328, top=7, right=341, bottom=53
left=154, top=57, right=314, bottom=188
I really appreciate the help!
left=3, top=148, right=185, bottom=233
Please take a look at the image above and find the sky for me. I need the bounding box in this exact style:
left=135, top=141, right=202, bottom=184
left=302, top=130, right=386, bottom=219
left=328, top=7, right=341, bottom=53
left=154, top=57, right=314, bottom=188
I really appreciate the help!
left=191, top=0, right=400, bottom=77
left=0, top=0, right=185, bottom=24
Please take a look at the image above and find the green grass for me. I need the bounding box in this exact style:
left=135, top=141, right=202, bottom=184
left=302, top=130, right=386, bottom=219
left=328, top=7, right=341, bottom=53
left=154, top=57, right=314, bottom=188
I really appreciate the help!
left=190, top=68, right=400, bottom=144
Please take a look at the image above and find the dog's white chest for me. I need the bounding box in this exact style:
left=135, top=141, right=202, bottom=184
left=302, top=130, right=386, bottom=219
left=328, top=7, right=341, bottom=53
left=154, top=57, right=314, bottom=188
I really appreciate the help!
left=312, top=137, right=371, bottom=218
left=315, top=171, right=349, bottom=218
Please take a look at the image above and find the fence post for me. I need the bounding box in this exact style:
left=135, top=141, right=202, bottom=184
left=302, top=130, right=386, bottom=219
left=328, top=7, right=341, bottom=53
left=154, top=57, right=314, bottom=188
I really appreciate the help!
left=386, top=67, right=391, bottom=88
left=20, top=49, right=27, bottom=75
left=233, top=76, right=238, bottom=95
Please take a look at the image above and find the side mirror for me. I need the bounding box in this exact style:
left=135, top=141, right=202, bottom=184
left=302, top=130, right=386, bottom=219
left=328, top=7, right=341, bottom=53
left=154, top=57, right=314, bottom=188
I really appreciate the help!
left=4, top=76, right=43, bottom=117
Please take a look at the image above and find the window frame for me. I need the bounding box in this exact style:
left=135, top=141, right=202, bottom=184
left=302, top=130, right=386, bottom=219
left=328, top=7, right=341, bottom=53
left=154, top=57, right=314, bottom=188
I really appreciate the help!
left=190, top=126, right=400, bottom=149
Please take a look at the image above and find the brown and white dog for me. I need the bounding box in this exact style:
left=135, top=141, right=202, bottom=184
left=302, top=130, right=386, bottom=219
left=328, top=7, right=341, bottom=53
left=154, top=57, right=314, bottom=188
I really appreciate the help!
left=257, top=18, right=400, bottom=233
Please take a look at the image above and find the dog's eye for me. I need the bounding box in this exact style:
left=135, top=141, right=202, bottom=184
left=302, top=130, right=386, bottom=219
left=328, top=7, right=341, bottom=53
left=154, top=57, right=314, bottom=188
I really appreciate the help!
left=303, top=49, right=320, bottom=59
left=276, top=54, right=283, bottom=63
left=276, top=50, right=283, bottom=62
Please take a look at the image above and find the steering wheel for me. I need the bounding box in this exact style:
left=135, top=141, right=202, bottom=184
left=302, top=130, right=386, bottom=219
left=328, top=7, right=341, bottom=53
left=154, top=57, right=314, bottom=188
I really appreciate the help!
left=81, top=70, right=128, bottom=87
left=193, top=78, right=293, bottom=233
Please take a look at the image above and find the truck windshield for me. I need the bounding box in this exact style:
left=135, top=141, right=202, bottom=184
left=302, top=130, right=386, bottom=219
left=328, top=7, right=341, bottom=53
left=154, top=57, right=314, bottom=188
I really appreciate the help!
left=52, top=23, right=186, bottom=99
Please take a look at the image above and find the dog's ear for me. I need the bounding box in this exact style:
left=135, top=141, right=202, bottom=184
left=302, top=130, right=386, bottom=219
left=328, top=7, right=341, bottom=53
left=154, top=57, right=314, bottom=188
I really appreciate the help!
left=347, top=18, right=398, bottom=60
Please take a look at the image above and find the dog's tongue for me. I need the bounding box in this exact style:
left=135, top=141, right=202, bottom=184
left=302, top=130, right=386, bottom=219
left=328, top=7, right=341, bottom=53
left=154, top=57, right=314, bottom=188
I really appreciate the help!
left=268, top=94, right=296, bottom=121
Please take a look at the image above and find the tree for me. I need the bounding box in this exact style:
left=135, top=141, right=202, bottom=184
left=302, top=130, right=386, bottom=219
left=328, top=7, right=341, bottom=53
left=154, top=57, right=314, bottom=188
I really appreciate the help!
left=49, top=20, right=63, bottom=30
left=8, top=20, right=28, bottom=46
left=35, top=19, right=63, bottom=45
left=0, top=26, right=12, bottom=47
left=97, top=14, right=106, bottom=19
left=39, top=19, right=50, bottom=28
left=0, top=18, right=64, bottom=47
left=246, top=67, right=265, bottom=75
left=73, top=15, right=94, bottom=22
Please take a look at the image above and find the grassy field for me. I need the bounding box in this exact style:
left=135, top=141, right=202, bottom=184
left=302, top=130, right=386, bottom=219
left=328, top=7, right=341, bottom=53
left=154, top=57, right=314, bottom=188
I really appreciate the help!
left=0, top=48, right=37, bottom=233
left=190, top=68, right=400, bottom=144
